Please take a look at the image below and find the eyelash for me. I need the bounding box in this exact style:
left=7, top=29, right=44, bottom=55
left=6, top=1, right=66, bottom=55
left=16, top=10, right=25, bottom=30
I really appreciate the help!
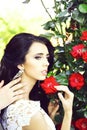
left=35, top=56, right=50, bottom=60
left=47, top=55, right=50, bottom=59
left=35, top=56, right=42, bottom=60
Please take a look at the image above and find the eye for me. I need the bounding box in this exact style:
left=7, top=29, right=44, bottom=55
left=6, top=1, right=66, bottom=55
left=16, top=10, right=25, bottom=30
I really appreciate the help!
left=34, top=56, right=42, bottom=60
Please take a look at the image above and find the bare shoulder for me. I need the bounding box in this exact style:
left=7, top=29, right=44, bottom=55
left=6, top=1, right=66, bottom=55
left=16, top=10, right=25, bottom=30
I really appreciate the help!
left=22, top=111, right=48, bottom=130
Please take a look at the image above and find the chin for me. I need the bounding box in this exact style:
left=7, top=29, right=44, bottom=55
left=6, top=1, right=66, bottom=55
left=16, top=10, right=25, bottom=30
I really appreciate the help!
left=39, top=76, right=46, bottom=81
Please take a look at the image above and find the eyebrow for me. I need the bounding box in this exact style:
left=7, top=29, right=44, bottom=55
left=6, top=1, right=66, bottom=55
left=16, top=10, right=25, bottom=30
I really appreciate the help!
left=35, top=53, right=49, bottom=56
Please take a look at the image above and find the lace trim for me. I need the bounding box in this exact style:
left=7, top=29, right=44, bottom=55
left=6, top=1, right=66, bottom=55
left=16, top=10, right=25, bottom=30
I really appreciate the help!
left=2, top=100, right=40, bottom=130
left=1, top=99, right=56, bottom=130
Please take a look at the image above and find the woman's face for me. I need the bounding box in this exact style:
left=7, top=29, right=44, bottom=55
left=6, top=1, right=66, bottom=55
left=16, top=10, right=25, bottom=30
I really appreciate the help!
left=22, top=42, right=50, bottom=82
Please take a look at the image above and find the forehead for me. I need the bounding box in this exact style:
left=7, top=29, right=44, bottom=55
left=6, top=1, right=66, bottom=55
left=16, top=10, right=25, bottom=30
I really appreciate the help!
left=28, top=42, right=49, bottom=54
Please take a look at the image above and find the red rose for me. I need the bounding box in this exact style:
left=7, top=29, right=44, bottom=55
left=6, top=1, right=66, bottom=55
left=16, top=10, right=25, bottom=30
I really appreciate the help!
left=80, top=31, right=87, bottom=41
left=75, top=118, right=87, bottom=130
left=40, top=76, right=60, bottom=94
left=69, top=73, right=85, bottom=90
left=82, top=50, right=87, bottom=62
left=70, top=44, right=85, bottom=59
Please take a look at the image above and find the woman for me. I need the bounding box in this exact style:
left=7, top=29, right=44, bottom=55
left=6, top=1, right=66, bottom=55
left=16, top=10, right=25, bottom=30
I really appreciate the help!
left=0, top=33, right=74, bottom=130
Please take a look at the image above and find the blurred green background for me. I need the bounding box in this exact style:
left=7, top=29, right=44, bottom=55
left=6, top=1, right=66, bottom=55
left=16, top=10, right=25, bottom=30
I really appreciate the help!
left=0, top=0, right=53, bottom=60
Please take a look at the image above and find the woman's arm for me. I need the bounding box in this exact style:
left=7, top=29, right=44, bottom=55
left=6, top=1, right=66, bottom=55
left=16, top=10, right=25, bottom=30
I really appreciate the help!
left=54, top=85, right=74, bottom=130
left=0, top=78, right=26, bottom=110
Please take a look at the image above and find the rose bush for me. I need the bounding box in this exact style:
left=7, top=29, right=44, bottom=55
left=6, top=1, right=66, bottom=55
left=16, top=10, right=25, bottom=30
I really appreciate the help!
left=39, top=0, right=87, bottom=129
left=41, top=30, right=87, bottom=130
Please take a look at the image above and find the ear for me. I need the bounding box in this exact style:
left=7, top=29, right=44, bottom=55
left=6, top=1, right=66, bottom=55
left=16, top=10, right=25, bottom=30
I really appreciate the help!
left=17, top=64, right=24, bottom=70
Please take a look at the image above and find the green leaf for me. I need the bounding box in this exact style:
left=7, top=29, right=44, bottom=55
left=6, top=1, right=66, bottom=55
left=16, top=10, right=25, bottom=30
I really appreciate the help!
left=55, top=114, right=63, bottom=124
left=55, top=73, right=68, bottom=85
left=40, top=33, right=54, bottom=39
left=57, top=10, right=69, bottom=17
left=42, top=21, right=55, bottom=30
left=22, top=0, right=30, bottom=3
left=72, top=10, right=85, bottom=24
left=70, top=126, right=75, bottom=130
left=79, top=4, right=87, bottom=13
left=84, top=110, right=87, bottom=117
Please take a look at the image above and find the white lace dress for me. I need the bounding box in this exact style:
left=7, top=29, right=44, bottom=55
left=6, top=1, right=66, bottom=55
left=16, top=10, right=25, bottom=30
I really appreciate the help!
left=1, top=99, right=56, bottom=130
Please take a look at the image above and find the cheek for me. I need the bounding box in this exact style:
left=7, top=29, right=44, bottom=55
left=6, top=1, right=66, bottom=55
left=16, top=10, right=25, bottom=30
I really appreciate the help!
left=24, top=62, right=39, bottom=75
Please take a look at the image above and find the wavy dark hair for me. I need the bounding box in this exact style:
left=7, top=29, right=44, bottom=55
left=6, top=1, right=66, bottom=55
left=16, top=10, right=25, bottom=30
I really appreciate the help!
left=0, top=33, right=54, bottom=112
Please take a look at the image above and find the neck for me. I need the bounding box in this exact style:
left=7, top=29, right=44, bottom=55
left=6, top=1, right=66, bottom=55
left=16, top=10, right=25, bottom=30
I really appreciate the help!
left=21, top=74, right=37, bottom=100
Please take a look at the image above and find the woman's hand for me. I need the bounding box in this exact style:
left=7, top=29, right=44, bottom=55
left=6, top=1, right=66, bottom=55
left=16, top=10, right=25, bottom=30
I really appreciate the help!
left=48, top=99, right=59, bottom=124
left=54, top=85, right=74, bottom=130
left=54, top=85, right=74, bottom=113
left=0, top=78, right=26, bottom=110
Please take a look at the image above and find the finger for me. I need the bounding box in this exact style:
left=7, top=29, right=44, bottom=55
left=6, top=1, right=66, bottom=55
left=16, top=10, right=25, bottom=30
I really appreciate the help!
left=13, top=89, right=25, bottom=96
left=5, top=77, right=21, bottom=88
left=50, top=105, right=59, bottom=119
left=54, top=85, right=70, bottom=95
left=0, top=80, right=4, bottom=88
left=12, top=94, right=25, bottom=102
left=53, top=104, right=59, bottom=113
left=48, top=101, right=53, bottom=106
left=11, top=82, right=27, bottom=91
left=58, top=92, right=65, bottom=103
left=57, top=86, right=74, bottom=100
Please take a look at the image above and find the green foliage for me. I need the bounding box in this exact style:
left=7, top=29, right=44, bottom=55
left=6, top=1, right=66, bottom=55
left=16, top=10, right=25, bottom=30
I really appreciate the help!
left=0, top=17, right=26, bottom=44
left=79, top=4, right=87, bottom=13
left=0, top=17, right=28, bottom=60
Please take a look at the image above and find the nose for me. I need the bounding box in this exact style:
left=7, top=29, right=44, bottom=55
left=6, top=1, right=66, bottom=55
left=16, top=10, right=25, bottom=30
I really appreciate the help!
left=43, top=58, right=49, bottom=66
